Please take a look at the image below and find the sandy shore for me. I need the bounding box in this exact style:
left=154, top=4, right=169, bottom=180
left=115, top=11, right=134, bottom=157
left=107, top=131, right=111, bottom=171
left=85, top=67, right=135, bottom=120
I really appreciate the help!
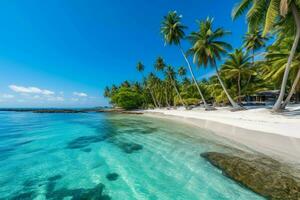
left=143, top=106, right=300, bottom=164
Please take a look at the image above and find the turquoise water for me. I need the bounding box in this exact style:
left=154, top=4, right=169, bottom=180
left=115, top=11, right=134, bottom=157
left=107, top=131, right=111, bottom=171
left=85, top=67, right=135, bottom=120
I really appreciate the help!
left=0, top=111, right=264, bottom=200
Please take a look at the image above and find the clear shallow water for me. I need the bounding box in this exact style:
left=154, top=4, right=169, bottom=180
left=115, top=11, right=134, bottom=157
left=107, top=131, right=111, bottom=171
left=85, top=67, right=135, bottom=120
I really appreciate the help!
left=0, top=111, right=264, bottom=200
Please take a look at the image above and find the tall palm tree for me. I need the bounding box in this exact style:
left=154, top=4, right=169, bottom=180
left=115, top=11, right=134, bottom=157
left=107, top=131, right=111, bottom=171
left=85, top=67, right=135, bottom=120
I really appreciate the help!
left=232, top=0, right=300, bottom=111
left=165, top=65, right=186, bottom=107
left=188, top=18, right=243, bottom=110
left=148, top=73, right=163, bottom=108
left=154, top=57, right=171, bottom=108
left=243, top=29, right=267, bottom=89
left=136, top=62, right=159, bottom=108
left=264, top=38, right=300, bottom=109
left=160, top=11, right=213, bottom=110
left=221, top=49, right=254, bottom=103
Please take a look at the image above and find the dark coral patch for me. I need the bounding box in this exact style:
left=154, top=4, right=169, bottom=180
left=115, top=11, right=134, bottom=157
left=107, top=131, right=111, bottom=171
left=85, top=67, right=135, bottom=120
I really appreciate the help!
left=47, top=175, right=63, bottom=182
left=45, top=182, right=111, bottom=200
left=66, top=135, right=108, bottom=149
left=117, top=142, right=143, bottom=154
left=10, top=191, right=36, bottom=200
left=106, top=173, right=119, bottom=181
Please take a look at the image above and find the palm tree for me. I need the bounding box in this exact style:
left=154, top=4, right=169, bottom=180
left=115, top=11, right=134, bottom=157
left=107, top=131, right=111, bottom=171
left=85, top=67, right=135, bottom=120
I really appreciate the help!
left=104, top=86, right=111, bottom=98
left=264, top=38, right=300, bottom=109
left=188, top=18, right=243, bottom=110
left=154, top=57, right=171, bottom=108
left=160, top=11, right=213, bottom=110
left=221, top=49, right=253, bottom=103
left=232, top=0, right=300, bottom=111
left=121, top=81, right=131, bottom=88
left=148, top=73, right=163, bottom=108
left=243, top=29, right=267, bottom=64
left=165, top=65, right=186, bottom=107
left=178, top=66, right=187, bottom=78
left=136, top=62, right=159, bottom=108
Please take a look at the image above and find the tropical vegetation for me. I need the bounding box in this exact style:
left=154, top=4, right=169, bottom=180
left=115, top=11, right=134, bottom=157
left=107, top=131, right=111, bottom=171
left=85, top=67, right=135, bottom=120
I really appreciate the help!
left=104, top=1, right=300, bottom=111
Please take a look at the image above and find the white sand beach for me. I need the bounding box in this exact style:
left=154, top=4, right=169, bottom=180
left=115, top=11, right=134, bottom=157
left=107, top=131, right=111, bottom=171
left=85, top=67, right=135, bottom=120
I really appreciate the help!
left=145, top=105, right=300, bottom=138
left=143, top=105, right=300, bottom=163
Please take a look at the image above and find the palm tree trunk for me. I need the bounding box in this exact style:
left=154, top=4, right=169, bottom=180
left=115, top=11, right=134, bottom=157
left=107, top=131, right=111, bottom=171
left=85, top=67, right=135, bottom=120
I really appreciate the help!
left=164, top=87, right=171, bottom=108
left=149, top=87, right=159, bottom=108
left=153, top=85, right=162, bottom=108
left=238, top=72, right=241, bottom=103
left=179, top=45, right=214, bottom=110
left=273, top=2, right=300, bottom=112
left=281, top=67, right=300, bottom=109
left=142, top=73, right=159, bottom=108
left=168, top=74, right=186, bottom=108
left=157, top=90, right=162, bottom=108
left=215, top=66, right=242, bottom=109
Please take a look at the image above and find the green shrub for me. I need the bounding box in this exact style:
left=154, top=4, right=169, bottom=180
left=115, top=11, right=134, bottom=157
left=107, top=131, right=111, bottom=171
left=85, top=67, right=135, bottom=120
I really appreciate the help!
left=111, top=87, right=143, bottom=110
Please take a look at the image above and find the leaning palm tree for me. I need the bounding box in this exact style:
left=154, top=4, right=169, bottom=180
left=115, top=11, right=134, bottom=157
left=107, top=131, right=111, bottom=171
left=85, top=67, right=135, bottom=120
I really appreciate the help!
left=136, top=62, right=159, bottom=108
left=232, top=0, right=300, bottom=111
left=221, top=49, right=254, bottom=103
left=264, top=38, right=300, bottom=109
left=149, top=73, right=163, bottom=108
left=160, top=11, right=213, bottom=110
left=165, top=65, right=186, bottom=107
left=188, top=18, right=243, bottom=110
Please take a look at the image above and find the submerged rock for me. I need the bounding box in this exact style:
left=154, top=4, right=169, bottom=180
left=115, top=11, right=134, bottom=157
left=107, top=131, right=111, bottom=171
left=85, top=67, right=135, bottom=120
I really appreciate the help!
left=201, top=152, right=300, bottom=200
left=106, top=173, right=119, bottom=181
left=119, top=142, right=143, bottom=154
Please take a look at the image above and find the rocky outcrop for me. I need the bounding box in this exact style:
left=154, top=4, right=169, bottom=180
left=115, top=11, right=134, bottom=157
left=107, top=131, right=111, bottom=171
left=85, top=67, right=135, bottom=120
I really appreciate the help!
left=201, top=152, right=300, bottom=200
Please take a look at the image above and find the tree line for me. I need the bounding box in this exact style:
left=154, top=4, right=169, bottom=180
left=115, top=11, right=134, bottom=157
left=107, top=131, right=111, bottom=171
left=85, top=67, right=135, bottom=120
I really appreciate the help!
left=104, top=1, right=300, bottom=112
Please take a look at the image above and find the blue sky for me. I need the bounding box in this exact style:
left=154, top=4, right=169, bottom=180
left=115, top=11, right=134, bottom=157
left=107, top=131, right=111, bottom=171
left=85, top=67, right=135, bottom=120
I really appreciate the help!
left=0, top=0, right=247, bottom=108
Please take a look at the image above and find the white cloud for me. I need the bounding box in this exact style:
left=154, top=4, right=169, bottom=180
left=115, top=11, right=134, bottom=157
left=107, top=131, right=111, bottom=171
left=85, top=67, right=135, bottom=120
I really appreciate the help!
left=73, top=92, right=88, bottom=97
left=1, top=94, right=14, bottom=99
left=47, top=96, right=64, bottom=101
left=9, top=85, right=55, bottom=95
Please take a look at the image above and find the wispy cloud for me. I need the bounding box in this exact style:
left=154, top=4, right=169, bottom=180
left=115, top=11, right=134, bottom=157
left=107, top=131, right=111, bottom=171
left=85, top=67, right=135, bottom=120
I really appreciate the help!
left=1, top=94, right=14, bottom=99
left=47, top=96, right=64, bottom=101
left=9, top=85, right=55, bottom=95
left=73, top=92, right=88, bottom=97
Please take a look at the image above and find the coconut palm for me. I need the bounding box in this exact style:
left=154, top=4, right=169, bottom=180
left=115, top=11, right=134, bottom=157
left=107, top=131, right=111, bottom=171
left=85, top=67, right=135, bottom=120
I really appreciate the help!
left=104, top=86, right=111, bottom=98
left=160, top=11, right=212, bottom=110
left=165, top=65, right=186, bottom=107
left=221, top=49, right=254, bottom=103
left=178, top=66, right=187, bottom=78
left=121, top=81, right=131, bottom=88
left=154, top=57, right=171, bottom=108
left=264, top=38, right=300, bottom=109
left=232, top=0, right=300, bottom=111
left=136, top=62, right=159, bottom=108
left=243, top=29, right=267, bottom=64
left=148, top=73, right=163, bottom=108
left=187, top=18, right=243, bottom=110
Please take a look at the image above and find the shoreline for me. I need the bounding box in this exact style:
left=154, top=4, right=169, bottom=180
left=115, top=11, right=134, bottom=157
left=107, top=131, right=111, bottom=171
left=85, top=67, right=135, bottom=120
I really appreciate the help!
left=143, top=107, right=300, bottom=164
